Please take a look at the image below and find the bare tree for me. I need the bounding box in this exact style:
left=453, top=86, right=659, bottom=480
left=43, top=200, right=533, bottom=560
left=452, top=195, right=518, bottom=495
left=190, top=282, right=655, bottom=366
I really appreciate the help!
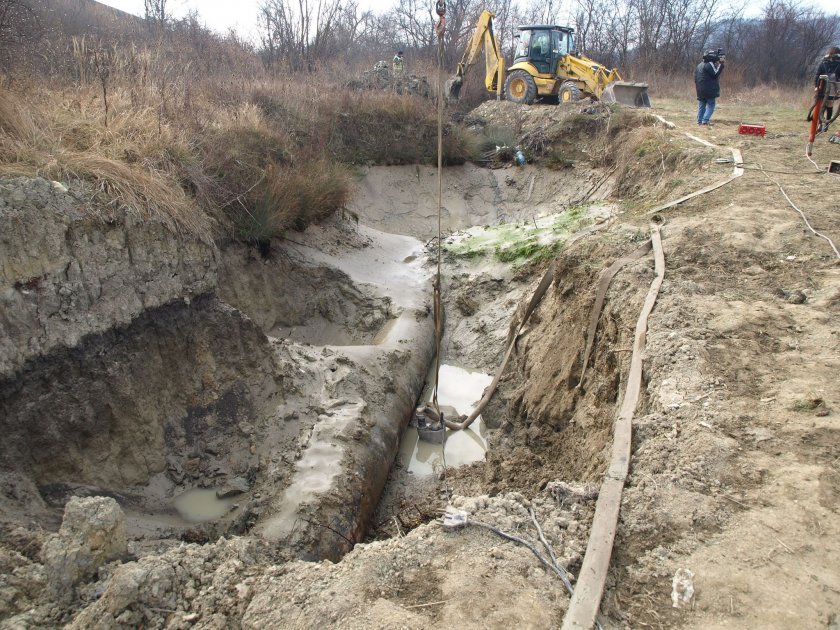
left=741, top=0, right=840, bottom=84
left=144, top=0, right=169, bottom=26
left=258, top=0, right=344, bottom=72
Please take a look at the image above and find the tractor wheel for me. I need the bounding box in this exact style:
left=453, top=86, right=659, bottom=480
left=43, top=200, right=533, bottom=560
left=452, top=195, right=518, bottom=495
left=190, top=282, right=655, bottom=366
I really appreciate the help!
left=505, top=70, right=537, bottom=104
left=558, top=81, right=582, bottom=104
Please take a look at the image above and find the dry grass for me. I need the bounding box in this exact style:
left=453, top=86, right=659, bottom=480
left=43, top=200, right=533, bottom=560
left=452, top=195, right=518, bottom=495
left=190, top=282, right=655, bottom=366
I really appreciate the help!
left=641, top=67, right=811, bottom=108
left=0, top=71, right=452, bottom=245
left=0, top=89, right=212, bottom=240
left=0, top=91, right=38, bottom=141
left=2, top=53, right=817, bottom=249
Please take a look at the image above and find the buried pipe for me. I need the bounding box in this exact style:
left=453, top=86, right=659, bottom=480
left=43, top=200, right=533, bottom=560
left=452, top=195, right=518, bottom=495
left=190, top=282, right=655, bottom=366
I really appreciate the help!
left=256, top=306, right=437, bottom=560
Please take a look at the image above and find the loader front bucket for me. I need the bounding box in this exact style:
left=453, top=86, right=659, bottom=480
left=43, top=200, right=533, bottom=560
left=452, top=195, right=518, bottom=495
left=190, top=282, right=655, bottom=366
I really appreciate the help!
left=602, top=81, right=651, bottom=108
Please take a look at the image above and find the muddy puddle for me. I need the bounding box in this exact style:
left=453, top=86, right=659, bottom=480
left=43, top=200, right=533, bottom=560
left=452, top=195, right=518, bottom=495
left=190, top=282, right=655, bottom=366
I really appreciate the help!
left=398, top=364, right=492, bottom=476
left=174, top=489, right=234, bottom=523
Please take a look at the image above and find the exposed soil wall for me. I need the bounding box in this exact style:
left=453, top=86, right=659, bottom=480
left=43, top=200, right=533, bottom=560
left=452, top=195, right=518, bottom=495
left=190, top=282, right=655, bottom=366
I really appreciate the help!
left=0, top=295, right=278, bottom=489
left=218, top=244, right=393, bottom=345
left=0, top=177, right=217, bottom=379
left=350, top=162, right=610, bottom=238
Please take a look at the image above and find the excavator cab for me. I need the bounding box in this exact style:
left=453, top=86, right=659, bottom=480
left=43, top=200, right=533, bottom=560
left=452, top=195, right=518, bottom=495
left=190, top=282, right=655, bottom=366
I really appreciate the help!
left=513, top=26, right=574, bottom=75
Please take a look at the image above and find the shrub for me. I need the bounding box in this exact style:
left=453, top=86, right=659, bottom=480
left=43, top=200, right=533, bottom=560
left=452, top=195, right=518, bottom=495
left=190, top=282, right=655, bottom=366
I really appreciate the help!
left=230, top=161, right=354, bottom=247
left=467, top=125, right=517, bottom=163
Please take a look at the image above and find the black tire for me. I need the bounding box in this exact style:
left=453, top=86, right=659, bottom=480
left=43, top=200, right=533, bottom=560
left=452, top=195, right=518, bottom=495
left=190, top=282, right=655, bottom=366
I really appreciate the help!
left=558, top=81, right=582, bottom=104
left=505, top=70, right=537, bottom=104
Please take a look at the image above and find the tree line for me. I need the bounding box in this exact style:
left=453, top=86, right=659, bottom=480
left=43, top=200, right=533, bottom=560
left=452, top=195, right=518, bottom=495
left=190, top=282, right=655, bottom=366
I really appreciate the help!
left=255, top=0, right=840, bottom=86
left=1, top=0, right=838, bottom=87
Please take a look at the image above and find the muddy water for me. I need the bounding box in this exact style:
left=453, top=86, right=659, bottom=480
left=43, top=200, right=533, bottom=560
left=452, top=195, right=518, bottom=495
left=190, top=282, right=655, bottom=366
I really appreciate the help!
left=174, top=489, right=233, bottom=522
left=398, top=364, right=492, bottom=476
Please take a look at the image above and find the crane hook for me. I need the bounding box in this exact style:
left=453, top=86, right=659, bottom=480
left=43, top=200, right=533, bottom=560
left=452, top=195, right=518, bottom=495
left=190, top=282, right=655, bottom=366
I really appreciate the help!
left=435, top=0, right=446, bottom=38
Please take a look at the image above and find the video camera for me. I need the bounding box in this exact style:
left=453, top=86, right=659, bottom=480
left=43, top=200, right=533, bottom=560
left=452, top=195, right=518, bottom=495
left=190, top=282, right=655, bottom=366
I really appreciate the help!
left=703, top=48, right=726, bottom=62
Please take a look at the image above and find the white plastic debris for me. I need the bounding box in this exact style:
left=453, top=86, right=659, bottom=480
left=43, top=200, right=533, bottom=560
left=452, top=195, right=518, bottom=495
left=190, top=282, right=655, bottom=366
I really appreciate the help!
left=440, top=507, right=468, bottom=530
left=671, top=568, right=695, bottom=608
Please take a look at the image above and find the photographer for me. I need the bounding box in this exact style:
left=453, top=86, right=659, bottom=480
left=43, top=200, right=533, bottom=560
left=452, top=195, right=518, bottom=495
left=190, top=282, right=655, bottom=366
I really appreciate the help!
left=695, top=49, right=725, bottom=126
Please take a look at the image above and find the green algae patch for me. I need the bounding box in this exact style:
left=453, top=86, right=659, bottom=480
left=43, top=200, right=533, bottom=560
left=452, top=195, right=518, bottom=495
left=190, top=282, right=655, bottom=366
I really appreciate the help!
left=443, top=205, right=592, bottom=265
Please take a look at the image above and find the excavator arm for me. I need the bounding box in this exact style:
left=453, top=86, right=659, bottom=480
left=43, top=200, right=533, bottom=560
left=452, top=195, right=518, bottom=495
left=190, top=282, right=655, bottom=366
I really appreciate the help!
left=446, top=10, right=504, bottom=101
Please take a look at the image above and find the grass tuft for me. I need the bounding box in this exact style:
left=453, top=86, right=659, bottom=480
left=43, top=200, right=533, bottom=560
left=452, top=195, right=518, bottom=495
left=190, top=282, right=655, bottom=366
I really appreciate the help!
left=231, top=161, right=354, bottom=246
left=0, top=91, right=38, bottom=141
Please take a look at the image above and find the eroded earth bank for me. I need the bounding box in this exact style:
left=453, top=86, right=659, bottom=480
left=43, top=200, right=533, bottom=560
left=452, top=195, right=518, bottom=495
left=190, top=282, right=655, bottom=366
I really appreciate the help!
left=1, top=102, right=839, bottom=629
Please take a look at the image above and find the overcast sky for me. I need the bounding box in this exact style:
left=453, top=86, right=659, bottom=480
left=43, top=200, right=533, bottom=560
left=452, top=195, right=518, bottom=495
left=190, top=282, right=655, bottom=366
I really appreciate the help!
left=97, top=0, right=839, bottom=41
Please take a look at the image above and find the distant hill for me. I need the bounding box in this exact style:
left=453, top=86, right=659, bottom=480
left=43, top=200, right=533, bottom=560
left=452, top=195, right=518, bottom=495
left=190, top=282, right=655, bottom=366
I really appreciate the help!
left=34, top=0, right=144, bottom=36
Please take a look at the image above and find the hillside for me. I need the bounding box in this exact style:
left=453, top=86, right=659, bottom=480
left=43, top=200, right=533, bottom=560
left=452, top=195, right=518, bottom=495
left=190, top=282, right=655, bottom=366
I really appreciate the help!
left=38, top=0, right=143, bottom=34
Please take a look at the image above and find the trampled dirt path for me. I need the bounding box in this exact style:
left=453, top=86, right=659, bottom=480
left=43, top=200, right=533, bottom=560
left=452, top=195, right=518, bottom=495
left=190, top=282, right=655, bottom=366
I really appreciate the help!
left=604, top=98, right=840, bottom=628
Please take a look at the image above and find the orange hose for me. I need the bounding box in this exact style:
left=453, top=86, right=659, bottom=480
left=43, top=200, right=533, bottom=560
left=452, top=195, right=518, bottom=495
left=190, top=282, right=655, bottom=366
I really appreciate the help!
left=808, top=77, right=826, bottom=156
left=809, top=96, right=824, bottom=143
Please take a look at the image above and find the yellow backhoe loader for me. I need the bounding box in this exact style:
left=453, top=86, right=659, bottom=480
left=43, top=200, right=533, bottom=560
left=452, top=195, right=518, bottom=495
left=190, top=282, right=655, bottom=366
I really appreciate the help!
left=447, top=10, right=650, bottom=108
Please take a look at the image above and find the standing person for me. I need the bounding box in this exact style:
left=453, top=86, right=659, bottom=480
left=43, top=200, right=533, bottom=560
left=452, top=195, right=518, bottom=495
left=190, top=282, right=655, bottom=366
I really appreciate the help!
left=695, top=49, right=725, bottom=126
left=814, top=46, right=840, bottom=137
left=392, top=51, right=405, bottom=75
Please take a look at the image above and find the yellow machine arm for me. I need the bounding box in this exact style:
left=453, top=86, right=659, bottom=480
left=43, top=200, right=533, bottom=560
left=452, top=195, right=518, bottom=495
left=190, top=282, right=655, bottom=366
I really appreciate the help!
left=446, top=10, right=504, bottom=101
left=558, top=53, right=622, bottom=97
left=552, top=52, right=650, bottom=106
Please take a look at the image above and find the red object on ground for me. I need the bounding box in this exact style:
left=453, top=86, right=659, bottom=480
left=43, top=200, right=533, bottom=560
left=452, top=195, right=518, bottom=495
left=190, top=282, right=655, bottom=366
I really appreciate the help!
left=738, top=123, right=766, bottom=136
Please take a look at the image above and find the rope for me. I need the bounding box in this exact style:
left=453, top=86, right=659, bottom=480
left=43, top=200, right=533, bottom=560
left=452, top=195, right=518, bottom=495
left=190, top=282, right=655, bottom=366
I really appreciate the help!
left=646, top=147, right=743, bottom=215
left=432, top=2, right=446, bottom=416
left=806, top=153, right=822, bottom=171
left=432, top=0, right=449, bottom=496
left=757, top=164, right=840, bottom=260
left=562, top=222, right=665, bottom=630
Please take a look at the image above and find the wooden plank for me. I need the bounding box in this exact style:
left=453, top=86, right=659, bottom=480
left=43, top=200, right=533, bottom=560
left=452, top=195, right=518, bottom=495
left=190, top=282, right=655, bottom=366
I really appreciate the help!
left=562, top=224, right=665, bottom=630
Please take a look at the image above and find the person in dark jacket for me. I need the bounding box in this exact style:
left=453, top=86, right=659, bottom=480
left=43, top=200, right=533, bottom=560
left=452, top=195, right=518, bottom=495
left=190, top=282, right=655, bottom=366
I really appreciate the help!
left=814, top=46, right=840, bottom=131
left=695, top=49, right=725, bottom=126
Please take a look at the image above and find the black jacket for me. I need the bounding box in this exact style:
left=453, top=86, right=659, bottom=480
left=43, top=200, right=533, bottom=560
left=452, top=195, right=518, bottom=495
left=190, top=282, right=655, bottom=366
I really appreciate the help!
left=695, top=61, right=723, bottom=100
left=815, top=57, right=840, bottom=86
